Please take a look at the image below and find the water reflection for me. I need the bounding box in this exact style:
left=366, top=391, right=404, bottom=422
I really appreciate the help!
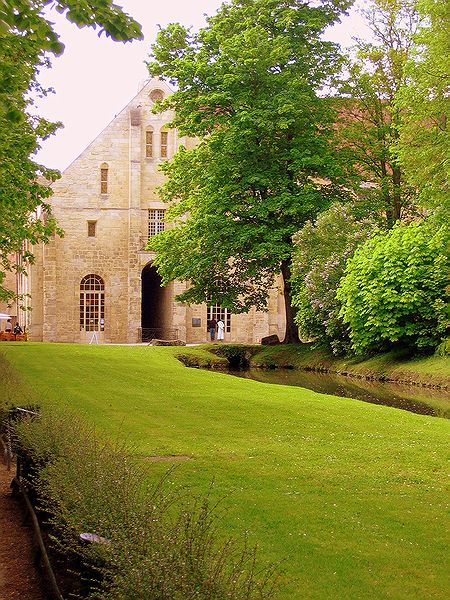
left=230, top=368, right=449, bottom=418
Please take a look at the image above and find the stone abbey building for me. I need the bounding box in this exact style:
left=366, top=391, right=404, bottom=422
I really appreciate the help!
left=9, top=79, right=285, bottom=344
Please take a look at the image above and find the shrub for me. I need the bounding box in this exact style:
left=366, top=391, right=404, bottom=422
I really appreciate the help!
left=337, top=220, right=448, bottom=354
left=13, top=409, right=277, bottom=600
left=291, top=203, right=379, bottom=354
left=435, top=338, right=450, bottom=357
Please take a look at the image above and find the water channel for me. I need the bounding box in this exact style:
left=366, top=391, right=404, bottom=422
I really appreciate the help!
left=229, top=368, right=449, bottom=418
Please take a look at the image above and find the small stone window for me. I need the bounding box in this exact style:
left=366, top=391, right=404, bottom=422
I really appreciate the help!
left=100, top=163, right=108, bottom=194
left=150, top=89, right=164, bottom=102
left=87, top=221, right=97, bottom=238
left=160, top=131, right=168, bottom=158
left=145, top=129, right=153, bottom=158
left=148, top=209, right=165, bottom=237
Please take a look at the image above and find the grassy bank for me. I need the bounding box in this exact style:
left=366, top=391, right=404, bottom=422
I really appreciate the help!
left=176, top=344, right=450, bottom=388
left=1, top=343, right=449, bottom=600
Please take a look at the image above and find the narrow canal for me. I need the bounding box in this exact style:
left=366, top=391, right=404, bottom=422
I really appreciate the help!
left=230, top=368, right=449, bottom=418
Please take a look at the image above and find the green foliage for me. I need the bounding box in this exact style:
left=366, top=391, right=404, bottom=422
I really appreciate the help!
left=434, top=338, right=450, bottom=357
left=337, top=219, right=448, bottom=354
left=14, top=409, right=277, bottom=599
left=147, top=0, right=352, bottom=341
left=0, top=21, right=62, bottom=302
left=0, top=1, right=142, bottom=303
left=0, top=0, right=142, bottom=57
left=291, top=203, right=380, bottom=354
left=338, top=0, right=420, bottom=224
left=395, top=0, right=450, bottom=208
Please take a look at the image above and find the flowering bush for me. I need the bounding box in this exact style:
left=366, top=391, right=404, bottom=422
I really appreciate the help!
left=291, top=203, right=379, bottom=354
left=337, top=219, right=448, bottom=354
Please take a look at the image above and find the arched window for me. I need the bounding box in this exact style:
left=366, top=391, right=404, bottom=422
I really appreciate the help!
left=160, top=130, right=168, bottom=158
left=145, top=128, right=153, bottom=158
left=100, top=163, right=108, bottom=194
left=80, top=274, right=105, bottom=332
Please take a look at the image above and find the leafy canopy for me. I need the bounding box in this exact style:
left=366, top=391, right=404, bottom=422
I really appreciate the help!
left=337, top=0, right=421, bottom=225
left=395, top=0, right=450, bottom=208
left=147, top=0, right=351, bottom=337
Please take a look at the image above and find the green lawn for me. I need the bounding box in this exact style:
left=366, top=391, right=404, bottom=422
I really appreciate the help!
left=1, top=343, right=449, bottom=599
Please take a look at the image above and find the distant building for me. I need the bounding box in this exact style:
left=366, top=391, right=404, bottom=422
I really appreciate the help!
left=10, top=79, right=285, bottom=343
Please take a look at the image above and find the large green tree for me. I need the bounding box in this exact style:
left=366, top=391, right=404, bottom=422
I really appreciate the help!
left=338, top=0, right=420, bottom=226
left=395, top=0, right=449, bottom=209
left=147, top=0, right=351, bottom=343
left=0, top=1, right=142, bottom=302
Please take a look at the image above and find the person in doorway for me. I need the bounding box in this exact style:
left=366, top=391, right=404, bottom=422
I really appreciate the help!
left=5, top=319, right=12, bottom=334
left=217, top=318, right=225, bottom=341
left=208, top=318, right=217, bottom=341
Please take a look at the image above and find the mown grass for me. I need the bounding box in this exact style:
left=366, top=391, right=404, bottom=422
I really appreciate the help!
left=1, top=343, right=449, bottom=600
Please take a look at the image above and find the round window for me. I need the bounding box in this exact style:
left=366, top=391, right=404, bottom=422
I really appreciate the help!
left=150, top=89, right=164, bottom=102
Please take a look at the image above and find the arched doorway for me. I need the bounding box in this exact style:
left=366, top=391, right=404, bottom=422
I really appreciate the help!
left=141, top=264, right=174, bottom=341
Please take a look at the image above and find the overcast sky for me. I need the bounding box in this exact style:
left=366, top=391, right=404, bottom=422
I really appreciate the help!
left=34, top=0, right=369, bottom=172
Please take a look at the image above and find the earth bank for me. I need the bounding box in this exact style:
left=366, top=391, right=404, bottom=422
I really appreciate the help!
left=174, top=343, right=449, bottom=389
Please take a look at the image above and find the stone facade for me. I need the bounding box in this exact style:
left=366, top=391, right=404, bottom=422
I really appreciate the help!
left=15, top=79, right=286, bottom=344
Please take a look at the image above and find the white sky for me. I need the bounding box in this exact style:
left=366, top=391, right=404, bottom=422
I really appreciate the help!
left=34, top=0, right=370, bottom=171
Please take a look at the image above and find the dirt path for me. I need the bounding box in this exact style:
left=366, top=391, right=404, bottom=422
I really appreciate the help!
left=0, top=462, right=46, bottom=600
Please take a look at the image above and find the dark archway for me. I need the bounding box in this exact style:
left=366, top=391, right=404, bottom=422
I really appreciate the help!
left=141, top=264, right=173, bottom=340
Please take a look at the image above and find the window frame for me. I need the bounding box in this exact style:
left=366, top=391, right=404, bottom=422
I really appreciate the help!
left=160, top=130, right=168, bottom=158
left=100, top=164, right=108, bottom=194
left=150, top=89, right=164, bottom=102
left=87, top=221, right=97, bottom=238
left=145, top=129, right=153, bottom=158
left=80, top=274, right=105, bottom=332
left=207, top=305, right=231, bottom=333
left=148, top=209, right=165, bottom=238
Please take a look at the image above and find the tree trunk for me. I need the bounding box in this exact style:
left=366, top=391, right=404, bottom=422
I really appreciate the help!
left=280, top=259, right=300, bottom=344
left=384, top=166, right=402, bottom=227
left=391, top=165, right=402, bottom=223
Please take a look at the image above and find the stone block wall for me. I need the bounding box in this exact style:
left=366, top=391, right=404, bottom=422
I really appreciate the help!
left=29, top=79, right=285, bottom=344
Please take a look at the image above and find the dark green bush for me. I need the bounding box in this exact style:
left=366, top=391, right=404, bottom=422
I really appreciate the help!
left=174, top=350, right=228, bottom=369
